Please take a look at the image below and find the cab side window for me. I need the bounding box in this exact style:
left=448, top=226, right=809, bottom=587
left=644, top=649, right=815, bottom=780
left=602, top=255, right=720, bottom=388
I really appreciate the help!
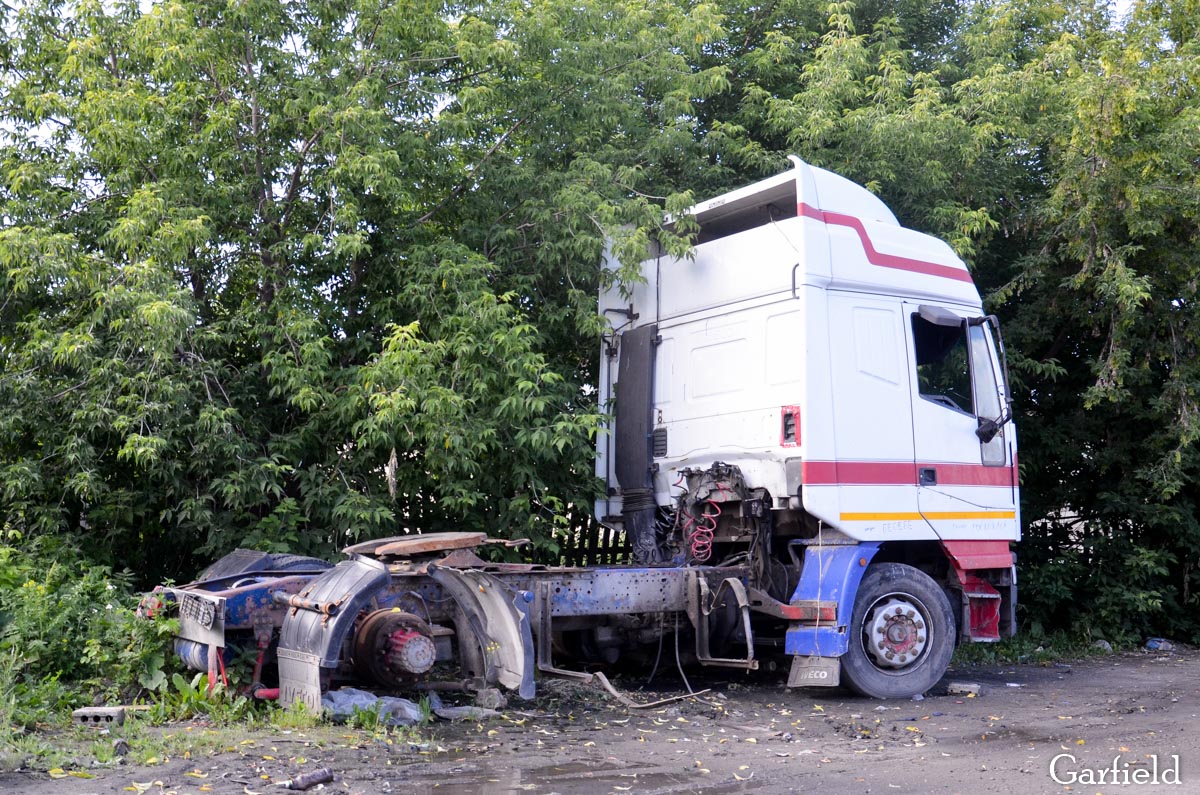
left=912, top=315, right=971, bottom=414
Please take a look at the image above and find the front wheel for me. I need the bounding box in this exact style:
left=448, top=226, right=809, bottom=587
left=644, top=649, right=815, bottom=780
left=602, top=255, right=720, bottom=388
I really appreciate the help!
left=841, top=563, right=955, bottom=699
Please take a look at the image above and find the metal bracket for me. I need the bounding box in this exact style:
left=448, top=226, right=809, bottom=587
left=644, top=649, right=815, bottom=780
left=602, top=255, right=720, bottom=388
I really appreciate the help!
left=534, top=582, right=591, bottom=682
left=686, top=572, right=758, bottom=670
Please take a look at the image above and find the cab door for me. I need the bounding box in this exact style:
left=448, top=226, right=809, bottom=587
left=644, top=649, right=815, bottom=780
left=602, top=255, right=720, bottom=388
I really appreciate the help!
left=905, top=304, right=1018, bottom=540
left=823, top=293, right=921, bottom=536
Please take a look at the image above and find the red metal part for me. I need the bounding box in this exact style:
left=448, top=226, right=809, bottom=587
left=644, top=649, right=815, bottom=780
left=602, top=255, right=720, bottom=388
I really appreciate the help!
left=353, top=609, right=437, bottom=685
left=958, top=573, right=1001, bottom=640
left=941, top=540, right=1014, bottom=571
left=386, top=629, right=436, bottom=674
left=344, top=532, right=487, bottom=558
left=941, top=541, right=1009, bottom=642
left=777, top=602, right=838, bottom=623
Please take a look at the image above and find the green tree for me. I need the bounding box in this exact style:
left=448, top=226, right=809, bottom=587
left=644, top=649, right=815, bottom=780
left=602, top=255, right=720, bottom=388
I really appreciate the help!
left=0, top=0, right=728, bottom=581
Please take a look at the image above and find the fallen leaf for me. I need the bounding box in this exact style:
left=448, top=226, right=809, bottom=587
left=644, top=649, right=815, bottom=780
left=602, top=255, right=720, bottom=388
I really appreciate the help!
left=812, top=705, right=825, bottom=712
left=734, top=772, right=754, bottom=781
left=184, top=770, right=208, bottom=779
left=48, top=769, right=68, bottom=779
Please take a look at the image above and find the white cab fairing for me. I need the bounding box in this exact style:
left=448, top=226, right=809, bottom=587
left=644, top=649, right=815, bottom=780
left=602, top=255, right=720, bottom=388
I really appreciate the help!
left=596, top=157, right=1019, bottom=545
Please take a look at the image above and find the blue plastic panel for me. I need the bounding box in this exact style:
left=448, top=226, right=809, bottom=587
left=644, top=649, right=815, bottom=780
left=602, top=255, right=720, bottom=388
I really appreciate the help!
left=784, top=542, right=880, bottom=657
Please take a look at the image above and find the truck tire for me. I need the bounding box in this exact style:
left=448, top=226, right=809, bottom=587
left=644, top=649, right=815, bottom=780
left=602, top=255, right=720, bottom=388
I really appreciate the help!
left=841, top=563, right=954, bottom=699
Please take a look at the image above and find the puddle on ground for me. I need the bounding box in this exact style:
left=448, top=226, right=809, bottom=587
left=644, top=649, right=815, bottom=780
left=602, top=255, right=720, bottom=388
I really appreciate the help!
left=388, top=755, right=756, bottom=794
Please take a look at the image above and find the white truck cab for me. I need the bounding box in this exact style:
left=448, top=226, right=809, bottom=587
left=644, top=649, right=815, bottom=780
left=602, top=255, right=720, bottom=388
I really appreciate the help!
left=597, top=157, right=1019, bottom=697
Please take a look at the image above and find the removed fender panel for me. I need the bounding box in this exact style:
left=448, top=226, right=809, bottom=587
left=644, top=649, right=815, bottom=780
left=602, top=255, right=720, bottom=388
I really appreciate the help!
left=277, top=557, right=390, bottom=710
left=427, top=564, right=535, bottom=699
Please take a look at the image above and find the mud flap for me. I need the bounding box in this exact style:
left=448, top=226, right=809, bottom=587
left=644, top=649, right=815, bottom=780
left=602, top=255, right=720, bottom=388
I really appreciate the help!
left=277, top=557, right=391, bottom=710
left=426, top=564, right=536, bottom=699
left=787, top=655, right=841, bottom=687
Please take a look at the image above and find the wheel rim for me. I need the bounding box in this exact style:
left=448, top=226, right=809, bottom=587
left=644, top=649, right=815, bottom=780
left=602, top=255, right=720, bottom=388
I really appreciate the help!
left=862, top=593, right=931, bottom=671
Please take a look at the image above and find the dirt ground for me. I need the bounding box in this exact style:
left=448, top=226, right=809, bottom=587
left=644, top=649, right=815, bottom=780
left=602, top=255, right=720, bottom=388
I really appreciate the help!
left=4, top=648, right=1198, bottom=794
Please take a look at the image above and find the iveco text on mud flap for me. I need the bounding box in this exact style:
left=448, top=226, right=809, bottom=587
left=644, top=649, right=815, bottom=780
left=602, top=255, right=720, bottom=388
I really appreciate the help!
left=152, top=157, right=1020, bottom=706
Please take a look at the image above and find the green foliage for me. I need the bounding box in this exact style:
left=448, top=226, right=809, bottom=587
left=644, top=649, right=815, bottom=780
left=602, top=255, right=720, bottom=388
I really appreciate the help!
left=0, top=542, right=178, bottom=739
left=146, top=672, right=256, bottom=725
left=950, top=630, right=1117, bottom=668
left=269, top=700, right=322, bottom=731
left=0, top=0, right=732, bottom=576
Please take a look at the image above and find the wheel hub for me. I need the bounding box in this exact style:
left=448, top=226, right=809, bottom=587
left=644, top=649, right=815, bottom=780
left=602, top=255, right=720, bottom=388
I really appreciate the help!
left=866, top=597, right=928, bottom=669
left=353, top=610, right=437, bottom=685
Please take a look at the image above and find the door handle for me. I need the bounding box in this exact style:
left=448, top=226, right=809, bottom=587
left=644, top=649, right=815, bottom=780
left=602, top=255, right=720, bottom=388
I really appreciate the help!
left=919, top=467, right=937, bottom=486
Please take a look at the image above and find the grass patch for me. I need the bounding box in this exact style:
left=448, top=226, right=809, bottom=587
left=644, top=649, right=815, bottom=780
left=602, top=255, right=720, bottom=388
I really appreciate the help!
left=951, top=632, right=1123, bottom=667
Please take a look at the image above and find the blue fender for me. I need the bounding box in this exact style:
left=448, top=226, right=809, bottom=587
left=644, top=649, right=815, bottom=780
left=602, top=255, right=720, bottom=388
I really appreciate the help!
left=785, top=542, right=880, bottom=657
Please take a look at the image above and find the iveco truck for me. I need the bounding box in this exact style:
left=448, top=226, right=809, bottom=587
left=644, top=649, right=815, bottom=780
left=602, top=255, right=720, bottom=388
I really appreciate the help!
left=151, top=157, right=1019, bottom=704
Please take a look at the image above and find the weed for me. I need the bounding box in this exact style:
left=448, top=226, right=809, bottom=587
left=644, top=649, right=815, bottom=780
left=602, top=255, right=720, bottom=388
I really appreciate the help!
left=348, top=700, right=384, bottom=731
left=147, top=672, right=257, bottom=724
left=270, top=700, right=322, bottom=730
left=951, top=632, right=1119, bottom=667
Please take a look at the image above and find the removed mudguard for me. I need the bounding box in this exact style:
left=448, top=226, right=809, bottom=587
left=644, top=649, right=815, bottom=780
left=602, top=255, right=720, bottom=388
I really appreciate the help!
left=426, top=564, right=535, bottom=699
left=277, top=556, right=391, bottom=710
